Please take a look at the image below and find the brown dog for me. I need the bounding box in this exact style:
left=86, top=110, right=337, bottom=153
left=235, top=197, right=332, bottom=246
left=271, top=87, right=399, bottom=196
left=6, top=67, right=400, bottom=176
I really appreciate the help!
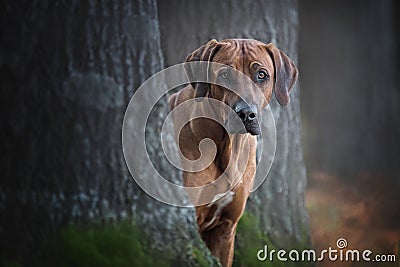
left=168, top=39, right=298, bottom=267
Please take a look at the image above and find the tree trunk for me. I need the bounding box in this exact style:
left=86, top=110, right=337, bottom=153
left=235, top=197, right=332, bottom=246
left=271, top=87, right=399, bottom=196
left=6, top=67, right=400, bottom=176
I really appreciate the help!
left=1, top=0, right=310, bottom=266
left=0, top=0, right=216, bottom=265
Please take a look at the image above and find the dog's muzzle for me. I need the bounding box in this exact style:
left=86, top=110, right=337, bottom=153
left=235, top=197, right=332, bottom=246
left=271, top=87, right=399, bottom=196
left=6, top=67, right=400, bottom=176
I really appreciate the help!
left=227, top=101, right=260, bottom=135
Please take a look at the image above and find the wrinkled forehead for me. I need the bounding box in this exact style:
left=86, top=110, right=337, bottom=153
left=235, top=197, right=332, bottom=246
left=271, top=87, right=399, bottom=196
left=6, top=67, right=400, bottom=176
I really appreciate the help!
left=212, top=39, right=274, bottom=70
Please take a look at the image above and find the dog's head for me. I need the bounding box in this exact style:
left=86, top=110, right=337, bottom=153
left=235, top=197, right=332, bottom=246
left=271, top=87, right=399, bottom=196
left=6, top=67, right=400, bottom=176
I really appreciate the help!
left=184, top=39, right=298, bottom=135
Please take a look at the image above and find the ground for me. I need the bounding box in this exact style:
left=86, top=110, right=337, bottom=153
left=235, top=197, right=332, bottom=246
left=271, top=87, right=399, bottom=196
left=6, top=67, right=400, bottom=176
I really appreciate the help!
left=306, top=171, right=400, bottom=267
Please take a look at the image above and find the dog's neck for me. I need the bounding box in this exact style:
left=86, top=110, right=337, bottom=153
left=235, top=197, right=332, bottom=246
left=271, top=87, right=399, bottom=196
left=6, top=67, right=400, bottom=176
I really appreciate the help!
left=184, top=97, right=256, bottom=185
left=219, top=132, right=253, bottom=184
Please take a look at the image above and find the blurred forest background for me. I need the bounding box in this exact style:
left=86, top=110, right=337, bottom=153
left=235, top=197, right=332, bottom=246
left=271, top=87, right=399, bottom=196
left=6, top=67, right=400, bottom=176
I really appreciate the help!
left=300, top=1, right=400, bottom=266
left=0, top=0, right=399, bottom=267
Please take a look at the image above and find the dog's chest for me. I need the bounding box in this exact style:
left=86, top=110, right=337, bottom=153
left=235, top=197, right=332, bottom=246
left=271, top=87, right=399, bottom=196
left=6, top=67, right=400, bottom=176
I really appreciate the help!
left=201, top=191, right=235, bottom=230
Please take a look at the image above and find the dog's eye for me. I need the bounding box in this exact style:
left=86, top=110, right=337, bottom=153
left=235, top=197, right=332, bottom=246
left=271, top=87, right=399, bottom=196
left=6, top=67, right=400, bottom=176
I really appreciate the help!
left=257, top=70, right=269, bottom=81
left=219, top=70, right=229, bottom=79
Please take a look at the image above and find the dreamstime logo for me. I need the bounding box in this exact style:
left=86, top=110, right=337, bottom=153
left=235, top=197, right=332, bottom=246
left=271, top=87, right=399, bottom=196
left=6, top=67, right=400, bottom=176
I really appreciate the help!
left=336, top=238, right=348, bottom=249
left=122, top=62, right=277, bottom=207
left=257, top=238, right=397, bottom=263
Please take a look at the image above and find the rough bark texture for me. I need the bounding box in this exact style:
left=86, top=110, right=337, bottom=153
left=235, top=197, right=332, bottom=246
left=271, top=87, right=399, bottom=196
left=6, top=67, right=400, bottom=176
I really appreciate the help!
left=0, top=0, right=216, bottom=265
left=1, top=0, right=310, bottom=265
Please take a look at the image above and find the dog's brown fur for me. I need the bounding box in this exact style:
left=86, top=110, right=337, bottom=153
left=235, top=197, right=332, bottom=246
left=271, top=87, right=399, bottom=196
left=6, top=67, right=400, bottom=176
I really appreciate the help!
left=168, top=39, right=298, bottom=267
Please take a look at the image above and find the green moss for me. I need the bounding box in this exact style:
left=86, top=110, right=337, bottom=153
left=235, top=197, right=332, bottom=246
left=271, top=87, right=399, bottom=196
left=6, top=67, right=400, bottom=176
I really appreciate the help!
left=233, top=212, right=312, bottom=267
left=3, top=218, right=219, bottom=267
left=0, top=257, right=22, bottom=267
left=192, top=247, right=211, bottom=267
left=44, top=221, right=169, bottom=267
left=233, top=212, right=280, bottom=267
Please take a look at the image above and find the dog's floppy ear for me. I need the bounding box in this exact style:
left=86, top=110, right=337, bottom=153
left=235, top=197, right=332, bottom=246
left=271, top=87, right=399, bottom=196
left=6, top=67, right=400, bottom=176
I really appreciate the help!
left=184, top=39, right=221, bottom=101
left=266, top=43, right=298, bottom=106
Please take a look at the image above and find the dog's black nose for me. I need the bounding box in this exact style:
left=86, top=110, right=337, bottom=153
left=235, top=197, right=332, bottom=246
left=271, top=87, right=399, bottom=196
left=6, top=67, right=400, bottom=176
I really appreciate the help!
left=236, top=105, right=257, bottom=122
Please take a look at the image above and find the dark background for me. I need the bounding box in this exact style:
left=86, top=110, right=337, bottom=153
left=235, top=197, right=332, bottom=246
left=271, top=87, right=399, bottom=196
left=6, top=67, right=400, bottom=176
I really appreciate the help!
left=299, top=0, right=400, bottom=265
left=300, top=0, right=400, bottom=172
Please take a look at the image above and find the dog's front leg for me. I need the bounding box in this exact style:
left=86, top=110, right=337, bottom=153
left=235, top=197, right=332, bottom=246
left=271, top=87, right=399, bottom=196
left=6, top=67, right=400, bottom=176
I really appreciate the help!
left=200, top=219, right=238, bottom=267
